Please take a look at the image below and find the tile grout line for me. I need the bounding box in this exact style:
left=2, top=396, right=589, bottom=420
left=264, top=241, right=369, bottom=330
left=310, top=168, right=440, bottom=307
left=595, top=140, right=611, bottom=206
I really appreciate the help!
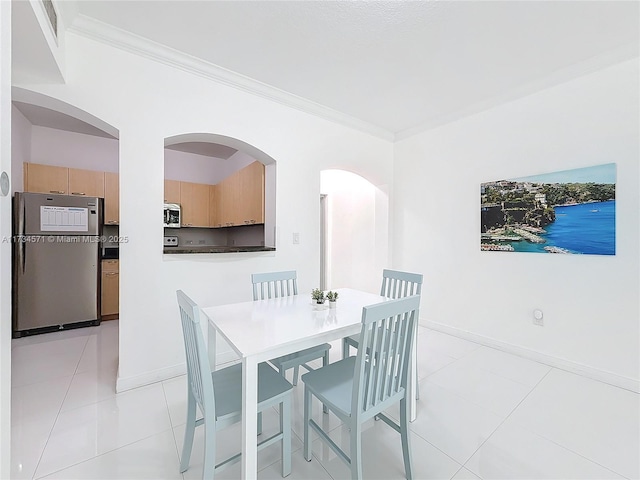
left=457, top=367, right=557, bottom=479
left=160, top=379, right=186, bottom=475
left=31, top=333, right=92, bottom=479
left=402, top=417, right=467, bottom=477
left=33, top=428, right=179, bottom=479
left=495, top=369, right=634, bottom=480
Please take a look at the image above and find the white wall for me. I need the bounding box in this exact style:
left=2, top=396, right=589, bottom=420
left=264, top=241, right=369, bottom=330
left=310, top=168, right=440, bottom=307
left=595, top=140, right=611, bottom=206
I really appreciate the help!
left=393, top=59, right=639, bottom=390
left=30, top=125, right=118, bottom=172
left=0, top=1, right=11, bottom=475
left=321, top=170, right=389, bottom=294
left=17, top=32, right=393, bottom=391
left=11, top=104, right=31, bottom=193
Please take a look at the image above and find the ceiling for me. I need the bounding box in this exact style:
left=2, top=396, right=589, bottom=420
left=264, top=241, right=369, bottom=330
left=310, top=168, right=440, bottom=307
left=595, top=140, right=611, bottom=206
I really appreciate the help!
left=12, top=1, right=639, bottom=141
left=13, top=101, right=117, bottom=139
left=165, top=142, right=237, bottom=159
left=58, top=0, right=638, bottom=138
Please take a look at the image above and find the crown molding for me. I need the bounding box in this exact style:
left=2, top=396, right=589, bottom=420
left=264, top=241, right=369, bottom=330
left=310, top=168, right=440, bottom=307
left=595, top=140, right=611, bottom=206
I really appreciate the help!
left=67, top=14, right=394, bottom=142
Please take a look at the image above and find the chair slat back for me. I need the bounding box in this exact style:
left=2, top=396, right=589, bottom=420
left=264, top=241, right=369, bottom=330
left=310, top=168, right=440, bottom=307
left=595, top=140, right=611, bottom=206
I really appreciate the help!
left=251, top=270, right=298, bottom=300
left=177, top=290, right=215, bottom=418
left=380, top=269, right=423, bottom=299
left=352, top=295, right=420, bottom=415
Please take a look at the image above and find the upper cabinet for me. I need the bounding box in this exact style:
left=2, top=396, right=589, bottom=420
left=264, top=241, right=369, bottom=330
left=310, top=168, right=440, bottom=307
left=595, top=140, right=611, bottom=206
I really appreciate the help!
left=180, top=181, right=210, bottom=227
left=215, top=161, right=265, bottom=227
left=217, top=169, right=241, bottom=227
left=24, top=162, right=106, bottom=198
left=104, top=172, right=119, bottom=225
left=164, top=161, right=265, bottom=229
left=164, top=180, right=180, bottom=204
left=24, top=163, right=69, bottom=195
left=24, top=163, right=119, bottom=225
left=68, top=168, right=105, bottom=198
left=239, top=161, right=265, bottom=225
left=209, top=184, right=221, bottom=228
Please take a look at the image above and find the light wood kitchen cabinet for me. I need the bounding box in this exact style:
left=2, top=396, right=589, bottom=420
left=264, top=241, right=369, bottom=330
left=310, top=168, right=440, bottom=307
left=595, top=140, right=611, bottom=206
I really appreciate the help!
left=101, top=259, right=119, bottom=318
left=214, top=161, right=264, bottom=227
left=104, top=172, right=119, bottom=225
left=163, top=161, right=265, bottom=229
left=217, top=171, right=241, bottom=227
left=68, top=168, right=105, bottom=198
left=180, top=181, right=210, bottom=227
left=24, top=163, right=69, bottom=195
left=239, top=161, right=265, bottom=225
left=164, top=180, right=180, bottom=204
left=209, top=184, right=221, bottom=227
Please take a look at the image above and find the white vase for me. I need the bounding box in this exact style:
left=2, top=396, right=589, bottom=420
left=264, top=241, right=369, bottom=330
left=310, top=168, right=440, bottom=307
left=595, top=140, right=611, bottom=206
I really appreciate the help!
left=313, top=301, right=326, bottom=310
left=329, top=301, right=336, bottom=308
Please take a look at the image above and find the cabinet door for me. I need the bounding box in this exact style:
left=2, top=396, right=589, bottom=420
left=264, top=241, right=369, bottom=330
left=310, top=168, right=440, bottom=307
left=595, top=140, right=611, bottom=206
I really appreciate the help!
left=68, top=168, right=105, bottom=198
left=24, top=163, right=68, bottom=195
left=104, top=172, right=119, bottom=225
left=101, top=260, right=119, bottom=316
left=209, top=184, right=221, bottom=227
left=220, top=171, right=242, bottom=226
left=180, top=181, right=209, bottom=227
left=164, top=180, right=180, bottom=204
left=240, top=161, right=265, bottom=224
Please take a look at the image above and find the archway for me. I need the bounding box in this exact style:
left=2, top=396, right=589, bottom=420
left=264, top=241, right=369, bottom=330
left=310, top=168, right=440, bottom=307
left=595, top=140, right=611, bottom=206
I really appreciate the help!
left=164, top=133, right=276, bottom=249
left=320, top=169, right=389, bottom=294
left=8, top=90, right=122, bottom=476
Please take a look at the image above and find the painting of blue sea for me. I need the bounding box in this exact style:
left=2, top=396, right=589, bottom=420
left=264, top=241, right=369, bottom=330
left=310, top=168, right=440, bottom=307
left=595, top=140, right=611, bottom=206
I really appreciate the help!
left=480, top=164, right=616, bottom=255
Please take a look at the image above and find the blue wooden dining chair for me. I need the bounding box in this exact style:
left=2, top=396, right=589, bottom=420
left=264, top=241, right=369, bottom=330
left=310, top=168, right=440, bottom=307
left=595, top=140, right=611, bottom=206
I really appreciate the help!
left=176, top=290, right=293, bottom=479
left=251, top=271, right=331, bottom=386
left=302, top=295, right=421, bottom=480
left=342, top=269, right=423, bottom=358
left=342, top=269, right=423, bottom=399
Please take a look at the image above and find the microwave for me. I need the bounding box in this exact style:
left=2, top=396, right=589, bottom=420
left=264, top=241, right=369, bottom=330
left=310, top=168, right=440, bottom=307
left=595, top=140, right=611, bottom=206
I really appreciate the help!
left=163, top=203, right=181, bottom=228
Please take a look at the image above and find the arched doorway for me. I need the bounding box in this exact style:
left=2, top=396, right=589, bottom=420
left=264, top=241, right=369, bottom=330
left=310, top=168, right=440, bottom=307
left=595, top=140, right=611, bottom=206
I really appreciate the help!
left=9, top=90, right=121, bottom=478
left=320, top=169, right=389, bottom=294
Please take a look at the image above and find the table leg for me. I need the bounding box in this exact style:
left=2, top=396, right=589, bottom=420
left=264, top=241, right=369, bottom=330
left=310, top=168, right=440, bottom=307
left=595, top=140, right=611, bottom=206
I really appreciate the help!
left=207, top=321, right=217, bottom=372
left=241, top=356, right=259, bottom=479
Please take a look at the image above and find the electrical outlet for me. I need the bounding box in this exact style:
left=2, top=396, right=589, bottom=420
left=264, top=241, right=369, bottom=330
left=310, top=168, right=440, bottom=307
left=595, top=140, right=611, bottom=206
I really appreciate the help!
left=198, top=239, right=205, bottom=245
left=533, top=309, right=544, bottom=326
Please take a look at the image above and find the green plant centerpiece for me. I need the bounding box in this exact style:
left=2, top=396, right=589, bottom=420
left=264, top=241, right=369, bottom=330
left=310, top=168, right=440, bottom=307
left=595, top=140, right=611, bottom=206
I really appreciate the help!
left=326, top=291, right=338, bottom=302
left=311, top=288, right=325, bottom=304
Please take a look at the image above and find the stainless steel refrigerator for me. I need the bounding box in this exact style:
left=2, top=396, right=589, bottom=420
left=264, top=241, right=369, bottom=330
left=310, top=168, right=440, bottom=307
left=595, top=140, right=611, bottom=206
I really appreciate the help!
left=13, top=192, right=102, bottom=337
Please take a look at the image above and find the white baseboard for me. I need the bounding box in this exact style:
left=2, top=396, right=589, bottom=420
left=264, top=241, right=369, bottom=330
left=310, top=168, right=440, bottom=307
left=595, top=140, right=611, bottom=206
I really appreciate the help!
left=422, top=320, right=640, bottom=394
left=116, top=350, right=240, bottom=393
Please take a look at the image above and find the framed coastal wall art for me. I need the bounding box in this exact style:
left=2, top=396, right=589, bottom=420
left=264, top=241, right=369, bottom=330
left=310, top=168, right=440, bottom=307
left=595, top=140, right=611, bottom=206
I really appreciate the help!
left=480, top=163, right=616, bottom=255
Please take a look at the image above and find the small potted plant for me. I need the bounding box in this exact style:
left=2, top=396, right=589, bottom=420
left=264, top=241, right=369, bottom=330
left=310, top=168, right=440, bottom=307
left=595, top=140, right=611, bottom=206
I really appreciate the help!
left=311, top=288, right=325, bottom=306
left=326, top=290, right=338, bottom=308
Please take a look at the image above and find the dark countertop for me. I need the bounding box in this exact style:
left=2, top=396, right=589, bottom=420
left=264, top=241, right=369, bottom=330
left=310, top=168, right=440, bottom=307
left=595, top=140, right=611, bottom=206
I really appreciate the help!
left=163, top=245, right=276, bottom=254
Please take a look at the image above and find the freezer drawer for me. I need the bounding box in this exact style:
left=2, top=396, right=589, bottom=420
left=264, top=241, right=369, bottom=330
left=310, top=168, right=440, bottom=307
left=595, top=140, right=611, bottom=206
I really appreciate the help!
left=14, top=238, right=99, bottom=332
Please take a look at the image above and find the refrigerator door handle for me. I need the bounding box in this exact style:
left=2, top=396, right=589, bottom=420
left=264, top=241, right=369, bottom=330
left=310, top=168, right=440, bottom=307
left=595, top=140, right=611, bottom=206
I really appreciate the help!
left=17, top=194, right=26, bottom=274
left=21, top=236, right=26, bottom=274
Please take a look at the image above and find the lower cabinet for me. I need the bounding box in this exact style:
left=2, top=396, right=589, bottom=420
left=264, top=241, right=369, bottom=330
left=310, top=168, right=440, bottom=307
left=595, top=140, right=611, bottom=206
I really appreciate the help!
left=101, top=260, right=119, bottom=318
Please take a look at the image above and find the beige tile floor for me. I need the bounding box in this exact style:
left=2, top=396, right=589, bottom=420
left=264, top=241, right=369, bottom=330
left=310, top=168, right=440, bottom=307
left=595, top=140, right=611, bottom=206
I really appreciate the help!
left=11, top=321, right=639, bottom=479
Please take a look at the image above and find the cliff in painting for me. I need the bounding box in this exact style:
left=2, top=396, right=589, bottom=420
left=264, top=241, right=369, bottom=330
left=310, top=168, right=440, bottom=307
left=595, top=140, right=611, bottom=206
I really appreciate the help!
left=480, top=164, right=616, bottom=255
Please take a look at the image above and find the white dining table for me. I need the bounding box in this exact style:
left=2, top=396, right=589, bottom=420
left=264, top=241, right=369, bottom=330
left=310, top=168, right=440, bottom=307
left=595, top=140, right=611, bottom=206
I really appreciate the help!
left=201, top=287, right=418, bottom=479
